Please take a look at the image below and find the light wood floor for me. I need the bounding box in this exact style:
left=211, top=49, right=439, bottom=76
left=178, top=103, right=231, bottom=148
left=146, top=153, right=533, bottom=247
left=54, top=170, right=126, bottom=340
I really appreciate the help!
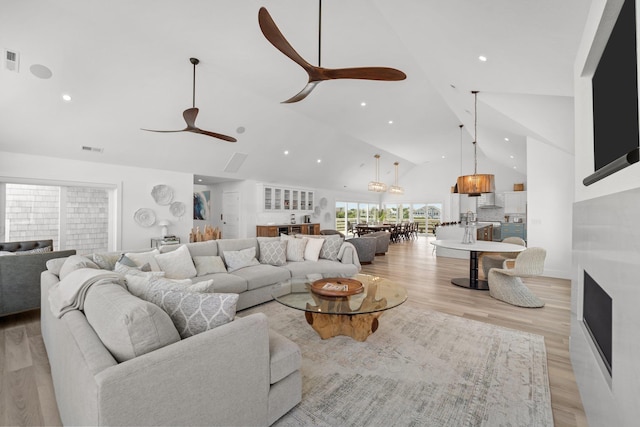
left=0, top=236, right=587, bottom=426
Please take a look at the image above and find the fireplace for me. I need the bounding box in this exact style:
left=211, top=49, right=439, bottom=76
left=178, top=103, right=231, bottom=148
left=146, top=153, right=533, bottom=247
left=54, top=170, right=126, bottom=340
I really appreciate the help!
left=582, top=271, right=613, bottom=376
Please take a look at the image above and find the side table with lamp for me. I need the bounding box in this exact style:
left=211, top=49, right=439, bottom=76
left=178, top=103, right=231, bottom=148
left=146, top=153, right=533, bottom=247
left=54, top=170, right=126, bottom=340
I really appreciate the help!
left=151, top=219, right=180, bottom=248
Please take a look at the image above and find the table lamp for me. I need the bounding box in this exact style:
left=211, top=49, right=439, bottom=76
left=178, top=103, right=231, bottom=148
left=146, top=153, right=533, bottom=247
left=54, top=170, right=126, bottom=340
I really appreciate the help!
left=157, top=219, right=171, bottom=238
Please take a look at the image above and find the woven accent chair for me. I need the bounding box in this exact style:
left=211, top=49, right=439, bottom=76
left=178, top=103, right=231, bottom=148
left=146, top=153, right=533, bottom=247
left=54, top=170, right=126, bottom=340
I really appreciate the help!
left=481, top=236, right=526, bottom=278
left=487, top=247, right=546, bottom=308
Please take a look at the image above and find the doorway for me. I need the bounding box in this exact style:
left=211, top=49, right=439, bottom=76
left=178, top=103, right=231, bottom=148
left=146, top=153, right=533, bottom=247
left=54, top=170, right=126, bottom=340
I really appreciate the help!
left=222, top=191, right=240, bottom=239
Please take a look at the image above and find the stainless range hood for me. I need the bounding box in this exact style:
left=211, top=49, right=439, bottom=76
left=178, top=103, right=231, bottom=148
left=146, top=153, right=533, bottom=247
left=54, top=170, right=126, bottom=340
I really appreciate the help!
left=478, top=193, right=503, bottom=209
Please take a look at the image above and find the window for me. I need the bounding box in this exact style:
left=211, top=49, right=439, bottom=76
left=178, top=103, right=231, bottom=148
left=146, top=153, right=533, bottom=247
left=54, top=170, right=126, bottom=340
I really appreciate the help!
left=1, top=182, right=113, bottom=254
left=335, top=201, right=382, bottom=233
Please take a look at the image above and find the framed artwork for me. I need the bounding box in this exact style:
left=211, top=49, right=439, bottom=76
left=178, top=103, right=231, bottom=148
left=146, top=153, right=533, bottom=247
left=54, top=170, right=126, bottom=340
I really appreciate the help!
left=193, top=191, right=211, bottom=220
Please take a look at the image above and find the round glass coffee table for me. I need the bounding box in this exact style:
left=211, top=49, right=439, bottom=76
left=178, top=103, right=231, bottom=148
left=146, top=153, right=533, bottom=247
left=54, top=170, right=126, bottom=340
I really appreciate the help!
left=273, top=274, right=407, bottom=341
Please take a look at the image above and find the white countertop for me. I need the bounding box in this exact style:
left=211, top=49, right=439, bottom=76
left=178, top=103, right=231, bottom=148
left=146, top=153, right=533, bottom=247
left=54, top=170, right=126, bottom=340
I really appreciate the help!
left=431, top=239, right=526, bottom=252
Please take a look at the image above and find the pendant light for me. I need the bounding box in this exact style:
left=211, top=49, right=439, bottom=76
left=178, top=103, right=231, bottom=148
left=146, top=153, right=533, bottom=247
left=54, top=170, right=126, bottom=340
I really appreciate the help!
left=456, top=91, right=495, bottom=196
left=389, top=162, right=404, bottom=194
left=368, top=154, right=387, bottom=192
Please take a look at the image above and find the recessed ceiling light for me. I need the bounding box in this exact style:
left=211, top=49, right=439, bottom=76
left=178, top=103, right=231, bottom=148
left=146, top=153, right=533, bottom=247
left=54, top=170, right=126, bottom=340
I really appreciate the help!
left=478, top=55, right=487, bottom=62
left=198, top=178, right=203, bottom=182
left=317, top=159, right=322, bottom=164
left=510, top=155, right=514, bottom=159
left=441, top=155, right=446, bottom=159
left=513, top=166, right=517, bottom=169
left=388, top=120, right=394, bottom=125
left=504, top=137, right=510, bottom=142
left=360, top=101, right=367, bottom=107
left=62, top=94, right=72, bottom=102
left=284, top=150, right=289, bottom=155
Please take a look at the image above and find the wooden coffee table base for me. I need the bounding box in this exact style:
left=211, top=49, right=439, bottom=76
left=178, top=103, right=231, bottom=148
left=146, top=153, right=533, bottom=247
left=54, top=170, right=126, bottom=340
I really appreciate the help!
left=304, top=311, right=382, bottom=341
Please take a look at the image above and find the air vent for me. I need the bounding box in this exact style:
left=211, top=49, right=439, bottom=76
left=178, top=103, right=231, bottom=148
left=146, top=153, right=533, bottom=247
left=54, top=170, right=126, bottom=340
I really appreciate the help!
left=224, top=152, right=248, bottom=173
left=81, top=146, right=104, bottom=153
left=4, top=49, right=19, bottom=72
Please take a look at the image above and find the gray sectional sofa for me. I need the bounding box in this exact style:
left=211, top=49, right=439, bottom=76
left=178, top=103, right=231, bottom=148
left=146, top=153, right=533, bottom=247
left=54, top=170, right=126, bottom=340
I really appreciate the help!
left=40, top=235, right=360, bottom=426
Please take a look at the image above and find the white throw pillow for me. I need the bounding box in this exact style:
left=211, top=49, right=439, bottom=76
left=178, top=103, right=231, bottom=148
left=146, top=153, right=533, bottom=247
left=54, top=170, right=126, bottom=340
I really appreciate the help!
left=286, top=237, right=308, bottom=262
left=302, top=237, right=324, bottom=262
left=125, top=249, right=162, bottom=272
left=154, top=245, right=197, bottom=280
left=193, top=256, right=227, bottom=276
left=223, top=247, right=260, bottom=272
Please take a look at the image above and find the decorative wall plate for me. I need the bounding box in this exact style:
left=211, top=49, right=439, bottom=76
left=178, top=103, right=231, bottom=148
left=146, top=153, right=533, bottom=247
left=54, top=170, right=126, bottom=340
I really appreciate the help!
left=151, top=185, right=174, bottom=205
left=170, top=201, right=186, bottom=218
left=320, top=197, right=328, bottom=209
left=134, top=208, right=156, bottom=227
left=314, top=206, right=321, bottom=216
left=324, top=212, right=331, bottom=222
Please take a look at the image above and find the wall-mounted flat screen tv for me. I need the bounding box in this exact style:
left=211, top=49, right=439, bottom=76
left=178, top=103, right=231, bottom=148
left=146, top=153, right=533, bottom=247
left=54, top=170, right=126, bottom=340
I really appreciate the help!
left=585, top=0, right=640, bottom=186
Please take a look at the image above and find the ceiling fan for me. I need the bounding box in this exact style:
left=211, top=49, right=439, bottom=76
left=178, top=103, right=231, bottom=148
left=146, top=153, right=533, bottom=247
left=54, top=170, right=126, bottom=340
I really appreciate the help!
left=258, top=2, right=407, bottom=103
left=141, top=57, right=237, bottom=142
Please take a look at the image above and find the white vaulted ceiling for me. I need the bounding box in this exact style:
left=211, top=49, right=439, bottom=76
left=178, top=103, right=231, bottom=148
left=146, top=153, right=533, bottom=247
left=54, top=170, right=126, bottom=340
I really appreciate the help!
left=0, top=0, right=589, bottom=191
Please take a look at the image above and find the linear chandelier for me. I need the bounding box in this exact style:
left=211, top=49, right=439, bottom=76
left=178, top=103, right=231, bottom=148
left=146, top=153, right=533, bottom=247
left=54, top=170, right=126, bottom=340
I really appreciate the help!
left=368, top=154, right=387, bottom=192
left=389, top=161, right=404, bottom=194
left=456, top=91, right=495, bottom=196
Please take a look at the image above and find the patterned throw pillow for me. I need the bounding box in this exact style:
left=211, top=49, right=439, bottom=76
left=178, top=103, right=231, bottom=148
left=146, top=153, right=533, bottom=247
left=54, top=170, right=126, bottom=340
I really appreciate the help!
left=193, top=256, right=227, bottom=276
left=285, top=237, right=307, bottom=262
left=16, top=246, right=52, bottom=255
left=223, top=247, right=260, bottom=272
left=154, top=245, right=197, bottom=279
left=319, top=235, right=344, bottom=261
left=259, top=240, right=287, bottom=266
left=147, top=290, right=239, bottom=338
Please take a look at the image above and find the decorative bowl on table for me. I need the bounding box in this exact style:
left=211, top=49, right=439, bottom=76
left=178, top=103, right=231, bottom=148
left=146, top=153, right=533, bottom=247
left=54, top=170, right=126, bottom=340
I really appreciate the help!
left=310, top=278, right=364, bottom=297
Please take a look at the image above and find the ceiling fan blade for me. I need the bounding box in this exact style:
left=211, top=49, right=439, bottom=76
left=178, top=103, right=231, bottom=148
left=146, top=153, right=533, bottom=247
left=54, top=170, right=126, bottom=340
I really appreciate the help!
left=190, top=128, right=237, bottom=143
left=183, top=107, right=199, bottom=129
left=323, top=67, right=407, bottom=81
left=282, top=81, right=321, bottom=103
left=141, top=128, right=185, bottom=133
left=259, top=7, right=315, bottom=73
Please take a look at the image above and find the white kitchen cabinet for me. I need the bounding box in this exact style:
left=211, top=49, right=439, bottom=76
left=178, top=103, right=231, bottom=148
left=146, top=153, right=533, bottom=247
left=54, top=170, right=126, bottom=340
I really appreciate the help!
left=258, top=184, right=314, bottom=211
left=503, top=191, right=527, bottom=214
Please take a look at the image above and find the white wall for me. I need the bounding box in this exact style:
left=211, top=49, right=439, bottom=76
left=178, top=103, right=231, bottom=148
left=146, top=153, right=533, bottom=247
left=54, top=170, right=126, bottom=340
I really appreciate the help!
left=527, top=137, right=574, bottom=279
left=571, top=0, right=640, bottom=425
left=0, top=151, right=193, bottom=250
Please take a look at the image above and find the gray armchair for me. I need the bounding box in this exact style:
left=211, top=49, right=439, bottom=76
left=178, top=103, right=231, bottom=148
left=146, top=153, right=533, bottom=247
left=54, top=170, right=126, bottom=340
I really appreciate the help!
left=346, top=237, right=376, bottom=264
left=366, top=231, right=391, bottom=255
left=319, top=229, right=345, bottom=237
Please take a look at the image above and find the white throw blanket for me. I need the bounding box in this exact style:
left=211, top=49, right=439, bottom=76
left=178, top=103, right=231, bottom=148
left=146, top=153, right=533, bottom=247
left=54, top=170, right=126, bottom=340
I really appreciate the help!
left=49, top=268, right=124, bottom=318
left=338, top=241, right=361, bottom=270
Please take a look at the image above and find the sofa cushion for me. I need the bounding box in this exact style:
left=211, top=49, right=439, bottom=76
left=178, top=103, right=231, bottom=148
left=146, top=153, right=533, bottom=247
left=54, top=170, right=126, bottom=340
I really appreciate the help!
left=154, top=245, right=197, bottom=279
left=124, top=249, right=162, bottom=271
left=259, top=240, right=287, bottom=266
left=281, top=235, right=307, bottom=262
left=92, top=252, right=122, bottom=270
left=268, top=329, right=302, bottom=384
left=193, top=256, right=227, bottom=276
left=223, top=247, right=260, bottom=272
left=46, top=257, right=67, bottom=276
left=216, top=238, right=258, bottom=263
left=301, top=237, right=324, bottom=262
left=230, top=264, right=291, bottom=291
left=191, top=273, right=247, bottom=294
left=146, top=290, right=239, bottom=338
left=59, top=255, right=99, bottom=280
left=125, top=274, right=192, bottom=298
left=283, top=259, right=359, bottom=278
left=16, top=245, right=52, bottom=254
left=318, top=235, right=343, bottom=261
left=83, top=282, right=180, bottom=363
left=160, top=240, right=219, bottom=257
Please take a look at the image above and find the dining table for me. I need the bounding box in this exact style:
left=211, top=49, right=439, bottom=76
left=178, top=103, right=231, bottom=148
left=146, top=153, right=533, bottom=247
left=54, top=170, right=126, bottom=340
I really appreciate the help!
left=430, top=239, right=526, bottom=290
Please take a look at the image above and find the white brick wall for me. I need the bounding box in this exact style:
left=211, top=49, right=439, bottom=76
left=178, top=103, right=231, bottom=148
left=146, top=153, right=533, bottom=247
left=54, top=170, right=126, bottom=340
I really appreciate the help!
left=5, top=184, right=109, bottom=254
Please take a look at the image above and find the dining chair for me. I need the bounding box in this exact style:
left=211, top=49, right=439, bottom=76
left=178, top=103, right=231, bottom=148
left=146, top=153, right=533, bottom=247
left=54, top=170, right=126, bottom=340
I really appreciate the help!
left=487, top=247, right=546, bottom=308
left=481, top=237, right=526, bottom=278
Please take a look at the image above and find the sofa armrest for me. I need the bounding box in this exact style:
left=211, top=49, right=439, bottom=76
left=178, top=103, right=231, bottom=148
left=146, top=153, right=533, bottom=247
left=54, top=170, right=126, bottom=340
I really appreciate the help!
left=337, top=242, right=361, bottom=270
left=95, top=313, right=271, bottom=426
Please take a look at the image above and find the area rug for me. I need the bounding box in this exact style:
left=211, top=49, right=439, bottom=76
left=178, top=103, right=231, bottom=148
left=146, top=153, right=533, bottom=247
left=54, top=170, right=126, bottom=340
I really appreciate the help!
left=241, top=302, right=553, bottom=427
